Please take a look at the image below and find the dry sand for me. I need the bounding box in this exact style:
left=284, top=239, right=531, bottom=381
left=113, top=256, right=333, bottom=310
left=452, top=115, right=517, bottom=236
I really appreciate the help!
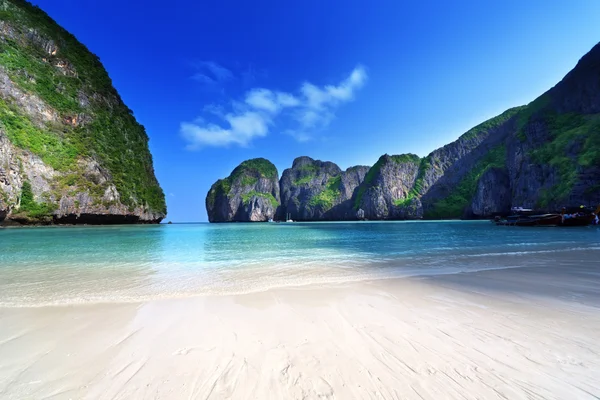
left=1, top=266, right=599, bottom=399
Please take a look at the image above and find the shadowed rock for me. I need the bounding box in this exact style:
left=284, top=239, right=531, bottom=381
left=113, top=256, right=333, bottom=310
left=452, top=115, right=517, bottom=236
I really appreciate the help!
left=206, top=158, right=280, bottom=222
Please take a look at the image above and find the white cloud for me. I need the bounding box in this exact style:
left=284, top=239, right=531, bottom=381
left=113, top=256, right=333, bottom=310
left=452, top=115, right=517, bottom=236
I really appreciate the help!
left=181, top=65, right=367, bottom=148
left=191, top=61, right=233, bottom=85
left=245, top=89, right=279, bottom=112
left=182, top=110, right=271, bottom=149
left=245, top=89, right=301, bottom=113
left=277, top=92, right=301, bottom=107
left=284, top=130, right=313, bottom=143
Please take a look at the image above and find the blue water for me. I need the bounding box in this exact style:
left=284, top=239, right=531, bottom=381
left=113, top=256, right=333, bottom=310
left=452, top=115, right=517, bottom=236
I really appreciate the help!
left=1, top=221, right=599, bottom=306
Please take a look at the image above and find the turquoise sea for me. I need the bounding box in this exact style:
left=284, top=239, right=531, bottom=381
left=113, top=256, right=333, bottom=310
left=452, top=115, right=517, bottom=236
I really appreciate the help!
left=1, top=221, right=599, bottom=307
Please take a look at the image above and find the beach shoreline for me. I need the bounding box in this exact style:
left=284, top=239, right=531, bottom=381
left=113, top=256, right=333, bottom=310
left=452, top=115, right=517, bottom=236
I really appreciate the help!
left=1, top=266, right=599, bottom=399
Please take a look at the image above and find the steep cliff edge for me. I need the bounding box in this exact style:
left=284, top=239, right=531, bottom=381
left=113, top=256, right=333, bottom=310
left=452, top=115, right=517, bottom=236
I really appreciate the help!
left=206, top=158, right=280, bottom=222
left=0, top=0, right=165, bottom=224
left=507, top=41, right=600, bottom=211
left=354, top=154, right=422, bottom=220
left=425, top=41, right=600, bottom=217
left=279, top=156, right=368, bottom=221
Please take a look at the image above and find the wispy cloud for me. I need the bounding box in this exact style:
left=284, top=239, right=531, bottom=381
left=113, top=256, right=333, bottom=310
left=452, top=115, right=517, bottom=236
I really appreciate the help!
left=191, top=61, right=233, bottom=85
left=181, top=65, right=367, bottom=148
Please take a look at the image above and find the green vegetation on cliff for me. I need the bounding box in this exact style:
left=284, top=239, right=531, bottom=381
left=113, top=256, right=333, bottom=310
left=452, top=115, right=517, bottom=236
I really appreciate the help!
left=461, top=106, right=524, bottom=141
left=207, top=158, right=279, bottom=209
left=425, top=145, right=506, bottom=219
left=531, top=113, right=600, bottom=207
left=393, top=156, right=431, bottom=207
left=355, top=154, right=421, bottom=210
left=292, top=164, right=320, bottom=185
left=354, top=156, right=386, bottom=210
left=230, top=158, right=278, bottom=182
left=0, top=99, right=78, bottom=170
left=214, top=158, right=278, bottom=194
left=206, top=179, right=228, bottom=210
left=390, top=154, right=420, bottom=164
left=310, top=175, right=342, bottom=209
left=18, top=180, right=53, bottom=218
left=0, top=0, right=166, bottom=215
left=241, top=191, right=279, bottom=208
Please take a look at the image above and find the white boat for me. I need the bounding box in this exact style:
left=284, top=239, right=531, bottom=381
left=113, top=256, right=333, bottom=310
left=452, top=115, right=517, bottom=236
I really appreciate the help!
left=286, top=213, right=293, bottom=223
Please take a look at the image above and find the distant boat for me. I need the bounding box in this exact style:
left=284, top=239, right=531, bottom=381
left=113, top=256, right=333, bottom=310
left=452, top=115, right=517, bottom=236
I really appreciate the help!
left=286, top=213, right=293, bottom=223
left=495, top=213, right=562, bottom=227
left=268, top=218, right=274, bottom=223
left=495, top=205, right=599, bottom=227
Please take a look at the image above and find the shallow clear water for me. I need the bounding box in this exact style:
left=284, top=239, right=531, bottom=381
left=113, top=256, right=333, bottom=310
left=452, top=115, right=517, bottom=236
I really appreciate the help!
left=1, top=221, right=599, bottom=306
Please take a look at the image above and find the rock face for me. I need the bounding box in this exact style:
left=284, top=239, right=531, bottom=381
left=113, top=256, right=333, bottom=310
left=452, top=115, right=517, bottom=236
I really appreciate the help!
left=355, top=154, right=422, bottom=220
left=207, top=42, right=600, bottom=222
left=278, top=157, right=369, bottom=221
left=504, top=41, right=600, bottom=212
left=206, top=158, right=280, bottom=222
left=467, top=168, right=512, bottom=218
left=0, top=0, right=165, bottom=225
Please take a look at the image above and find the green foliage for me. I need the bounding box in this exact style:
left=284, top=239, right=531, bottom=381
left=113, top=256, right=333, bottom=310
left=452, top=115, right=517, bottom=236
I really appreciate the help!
left=84, top=110, right=165, bottom=213
left=0, top=0, right=166, bottom=214
left=515, top=94, right=551, bottom=141
left=207, top=179, right=228, bottom=209
left=241, top=191, right=279, bottom=208
left=461, top=106, right=524, bottom=141
left=292, top=164, right=320, bottom=185
left=230, top=158, right=278, bottom=182
left=354, top=154, right=422, bottom=210
left=354, top=156, right=386, bottom=210
left=240, top=175, right=258, bottom=187
left=529, top=114, right=600, bottom=207
left=18, top=180, right=54, bottom=218
left=310, top=175, right=342, bottom=209
left=0, top=99, right=78, bottom=170
left=425, top=145, right=506, bottom=219
left=1, top=0, right=113, bottom=92
left=294, top=175, right=313, bottom=185
left=208, top=158, right=277, bottom=209
left=393, top=156, right=431, bottom=208
left=0, top=40, right=81, bottom=113
left=390, top=153, right=420, bottom=164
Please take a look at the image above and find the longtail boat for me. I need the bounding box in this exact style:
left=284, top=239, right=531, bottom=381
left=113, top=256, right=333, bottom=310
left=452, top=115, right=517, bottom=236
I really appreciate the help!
left=494, top=205, right=600, bottom=227
left=495, top=213, right=562, bottom=227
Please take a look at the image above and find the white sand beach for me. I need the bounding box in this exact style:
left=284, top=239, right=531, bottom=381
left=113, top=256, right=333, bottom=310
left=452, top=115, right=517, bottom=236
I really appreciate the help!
left=1, top=265, right=599, bottom=400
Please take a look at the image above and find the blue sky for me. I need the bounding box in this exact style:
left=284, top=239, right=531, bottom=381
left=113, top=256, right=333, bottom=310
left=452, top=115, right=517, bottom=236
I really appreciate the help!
left=31, top=0, right=600, bottom=222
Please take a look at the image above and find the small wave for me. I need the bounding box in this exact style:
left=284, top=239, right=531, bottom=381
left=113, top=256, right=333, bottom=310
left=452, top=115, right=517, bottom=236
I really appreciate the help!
left=0, top=261, right=559, bottom=309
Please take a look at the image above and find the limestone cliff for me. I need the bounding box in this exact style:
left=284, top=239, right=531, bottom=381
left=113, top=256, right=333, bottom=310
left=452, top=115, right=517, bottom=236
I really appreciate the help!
left=354, top=154, right=422, bottom=220
left=278, top=157, right=368, bottom=221
left=424, top=41, right=600, bottom=217
left=206, top=41, right=600, bottom=222
left=0, top=0, right=165, bottom=224
left=206, top=158, right=280, bottom=222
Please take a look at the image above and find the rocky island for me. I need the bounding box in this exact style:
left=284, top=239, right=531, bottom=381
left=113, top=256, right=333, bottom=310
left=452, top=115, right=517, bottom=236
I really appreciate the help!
left=0, top=0, right=165, bottom=225
left=207, top=42, right=600, bottom=222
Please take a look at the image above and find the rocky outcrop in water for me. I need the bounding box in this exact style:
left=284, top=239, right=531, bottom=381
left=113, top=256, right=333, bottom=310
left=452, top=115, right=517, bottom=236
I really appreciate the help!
left=279, top=156, right=342, bottom=221
left=0, top=0, right=165, bottom=225
left=207, top=42, right=600, bottom=222
left=206, top=158, right=280, bottom=222
left=278, top=157, right=369, bottom=221
left=354, top=154, right=422, bottom=220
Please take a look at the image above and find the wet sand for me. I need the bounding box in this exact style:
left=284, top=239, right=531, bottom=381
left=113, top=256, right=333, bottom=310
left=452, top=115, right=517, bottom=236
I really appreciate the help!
left=1, top=265, right=599, bottom=399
